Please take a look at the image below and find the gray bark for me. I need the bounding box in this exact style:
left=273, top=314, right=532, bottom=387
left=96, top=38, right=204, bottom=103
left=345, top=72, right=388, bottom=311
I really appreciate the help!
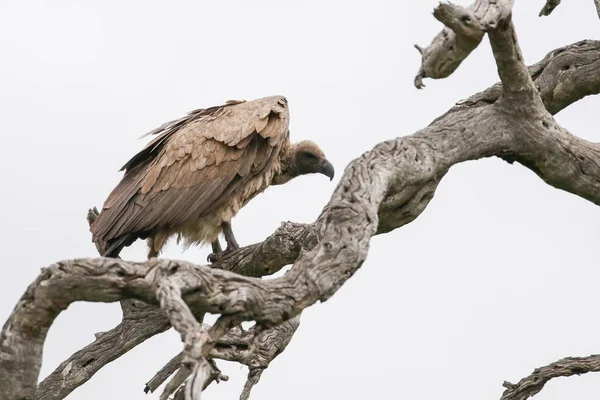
left=2, top=1, right=599, bottom=399
left=501, top=355, right=600, bottom=400
left=539, top=0, right=561, bottom=16
left=37, top=301, right=170, bottom=400
left=540, top=0, right=600, bottom=20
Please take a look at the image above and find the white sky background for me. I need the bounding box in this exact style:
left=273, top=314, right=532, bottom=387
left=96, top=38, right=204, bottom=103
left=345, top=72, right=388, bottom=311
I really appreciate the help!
left=1, top=1, right=599, bottom=399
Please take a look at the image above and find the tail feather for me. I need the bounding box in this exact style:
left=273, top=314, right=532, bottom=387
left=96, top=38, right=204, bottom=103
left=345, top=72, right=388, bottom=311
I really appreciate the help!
left=88, top=206, right=142, bottom=258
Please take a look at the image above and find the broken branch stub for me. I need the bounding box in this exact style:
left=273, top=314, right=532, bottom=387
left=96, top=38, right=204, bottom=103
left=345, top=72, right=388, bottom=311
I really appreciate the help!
left=414, top=0, right=512, bottom=88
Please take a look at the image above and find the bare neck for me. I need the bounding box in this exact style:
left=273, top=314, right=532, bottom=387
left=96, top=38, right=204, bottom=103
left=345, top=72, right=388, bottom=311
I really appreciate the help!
left=272, top=146, right=299, bottom=186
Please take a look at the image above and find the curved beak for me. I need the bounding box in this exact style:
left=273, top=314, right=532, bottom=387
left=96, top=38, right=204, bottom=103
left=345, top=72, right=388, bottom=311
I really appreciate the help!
left=319, top=159, right=335, bottom=181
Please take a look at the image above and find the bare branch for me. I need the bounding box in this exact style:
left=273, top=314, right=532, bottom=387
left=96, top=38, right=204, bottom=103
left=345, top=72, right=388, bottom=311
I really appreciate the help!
left=161, top=365, right=195, bottom=400
left=154, top=269, right=239, bottom=400
left=501, top=354, right=600, bottom=400
left=240, top=368, right=264, bottom=400
left=158, top=358, right=227, bottom=400
left=414, top=0, right=512, bottom=88
left=487, top=19, right=546, bottom=111
left=456, top=40, right=600, bottom=115
left=203, top=358, right=229, bottom=389
left=539, top=0, right=561, bottom=16
left=415, top=0, right=555, bottom=114
left=37, top=301, right=170, bottom=400
left=145, top=353, right=183, bottom=394
left=210, top=221, right=318, bottom=277
left=540, top=0, right=600, bottom=19
left=146, top=318, right=300, bottom=397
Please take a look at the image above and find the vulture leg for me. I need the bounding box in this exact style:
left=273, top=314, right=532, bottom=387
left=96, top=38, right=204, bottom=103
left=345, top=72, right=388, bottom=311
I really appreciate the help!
left=147, top=247, right=159, bottom=259
left=207, top=222, right=239, bottom=263
left=207, top=239, right=223, bottom=262
left=147, top=237, right=159, bottom=259
left=211, top=239, right=223, bottom=254
left=222, top=221, right=240, bottom=251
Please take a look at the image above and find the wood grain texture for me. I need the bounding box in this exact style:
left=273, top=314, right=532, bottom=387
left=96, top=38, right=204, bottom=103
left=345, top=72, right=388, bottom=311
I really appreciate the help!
left=413, top=0, right=512, bottom=88
left=501, top=355, right=600, bottom=400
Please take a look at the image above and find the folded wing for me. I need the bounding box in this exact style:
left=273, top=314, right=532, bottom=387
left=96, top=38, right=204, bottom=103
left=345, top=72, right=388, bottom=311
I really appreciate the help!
left=90, top=96, right=290, bottom=257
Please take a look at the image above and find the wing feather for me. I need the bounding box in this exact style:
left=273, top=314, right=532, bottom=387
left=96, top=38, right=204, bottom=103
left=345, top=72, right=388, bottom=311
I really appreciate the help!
left=90, top=95, right=290, bottom=256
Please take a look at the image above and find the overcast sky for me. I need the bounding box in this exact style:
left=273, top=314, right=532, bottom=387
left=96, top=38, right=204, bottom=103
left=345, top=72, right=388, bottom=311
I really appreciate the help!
left=1, top=1, right=599, bottom=399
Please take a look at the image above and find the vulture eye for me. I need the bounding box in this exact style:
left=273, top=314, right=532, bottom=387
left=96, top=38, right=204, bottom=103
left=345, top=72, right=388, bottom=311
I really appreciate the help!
left=302, top=152, right=317, bottom=160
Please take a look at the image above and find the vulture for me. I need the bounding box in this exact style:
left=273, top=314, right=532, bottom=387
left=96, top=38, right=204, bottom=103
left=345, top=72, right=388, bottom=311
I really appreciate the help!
left=90, top=95, right=334, bottom=259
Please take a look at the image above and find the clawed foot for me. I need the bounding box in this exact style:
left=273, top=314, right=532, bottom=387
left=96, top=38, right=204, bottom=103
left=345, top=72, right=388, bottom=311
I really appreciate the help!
left=207, top=222, right=240, bottom=264
left=207, top=252, right=220, bottom=263
left=207, top=245, right=239, bottom=264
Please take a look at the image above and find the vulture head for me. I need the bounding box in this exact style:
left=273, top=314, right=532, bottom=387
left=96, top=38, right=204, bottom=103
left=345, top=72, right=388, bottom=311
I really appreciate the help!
left=274, top=140, right=335, bottom=185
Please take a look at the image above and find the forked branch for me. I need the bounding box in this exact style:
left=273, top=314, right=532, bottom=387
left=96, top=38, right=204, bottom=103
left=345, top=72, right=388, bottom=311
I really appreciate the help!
left=414, top=0, right=512, bottom=88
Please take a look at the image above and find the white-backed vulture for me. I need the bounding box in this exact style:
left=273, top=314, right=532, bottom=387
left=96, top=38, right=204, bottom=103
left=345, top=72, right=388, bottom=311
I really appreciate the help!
left=90, top=95, right=335, bottom=259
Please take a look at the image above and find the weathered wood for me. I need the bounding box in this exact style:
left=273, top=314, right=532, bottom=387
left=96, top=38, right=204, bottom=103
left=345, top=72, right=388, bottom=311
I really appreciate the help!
left=539, top=0, right=561, bottom=16
left=413, top=0, right=512, bottom=88
left=501, top=354, right=600, bottom=400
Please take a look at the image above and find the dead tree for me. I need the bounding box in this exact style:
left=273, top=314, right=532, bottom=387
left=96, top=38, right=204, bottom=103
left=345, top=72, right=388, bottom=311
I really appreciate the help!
left=2, top=1, right=600, bottom=399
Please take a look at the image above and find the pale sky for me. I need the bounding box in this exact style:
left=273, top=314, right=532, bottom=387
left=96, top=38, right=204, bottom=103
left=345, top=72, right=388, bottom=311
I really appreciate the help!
left=1, top=1, right=599, bottom=399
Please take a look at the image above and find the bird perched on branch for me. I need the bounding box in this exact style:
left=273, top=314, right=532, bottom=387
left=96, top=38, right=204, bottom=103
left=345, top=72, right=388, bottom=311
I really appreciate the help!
left=90, top=95, right=334, bottom=260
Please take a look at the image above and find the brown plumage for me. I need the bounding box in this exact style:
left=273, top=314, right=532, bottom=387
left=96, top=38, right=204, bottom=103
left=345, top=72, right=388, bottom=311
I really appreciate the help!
left=90, top=95, right=334, bottom=259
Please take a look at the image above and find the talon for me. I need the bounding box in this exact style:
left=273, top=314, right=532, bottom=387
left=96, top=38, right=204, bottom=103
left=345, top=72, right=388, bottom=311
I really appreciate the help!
left=207, top=252, right=219, bottom=263
left=208, top=248, right=237, bottom=264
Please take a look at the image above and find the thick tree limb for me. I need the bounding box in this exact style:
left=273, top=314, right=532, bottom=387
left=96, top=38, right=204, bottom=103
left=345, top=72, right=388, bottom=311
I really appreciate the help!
left=500, top=354, right=600, bottom=400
